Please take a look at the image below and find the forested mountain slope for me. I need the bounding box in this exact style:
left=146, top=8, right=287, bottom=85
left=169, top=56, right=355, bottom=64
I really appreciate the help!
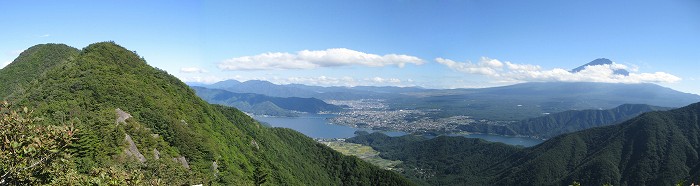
left=351, top=102, right=700, bottom=185
left=0, top=42, right=412, bottom=185
left=493, top=102, right=700, bottom=185
left=459, top=104, right=669, bottom=139
left=0, top=43, right=79, bottom=99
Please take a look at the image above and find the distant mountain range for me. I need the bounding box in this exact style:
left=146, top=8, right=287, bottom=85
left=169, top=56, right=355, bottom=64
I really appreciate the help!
left=192, top=86, right=344, bottom=116
left=396, top=82, right=700, bottom=120
left=349, top=102, right=700, bottom=185
left=189, top=57, right=698, bottom=121
left=458, top=103, right=670, bottom=139
left=199, top=79, right=427, bottom=99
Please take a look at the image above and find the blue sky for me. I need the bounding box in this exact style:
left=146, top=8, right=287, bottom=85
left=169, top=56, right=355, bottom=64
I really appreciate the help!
left=1, top=0, right=699, bottom=94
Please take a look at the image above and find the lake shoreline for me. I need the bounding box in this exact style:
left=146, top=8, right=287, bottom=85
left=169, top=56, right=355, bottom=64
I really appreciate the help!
left=254, top=113, right=544, bottom=147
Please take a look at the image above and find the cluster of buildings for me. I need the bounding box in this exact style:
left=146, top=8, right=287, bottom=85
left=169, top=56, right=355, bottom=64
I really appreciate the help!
left=329, top=109, right=480, bottom=133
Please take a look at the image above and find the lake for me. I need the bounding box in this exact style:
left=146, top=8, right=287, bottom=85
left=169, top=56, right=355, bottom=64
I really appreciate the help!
left=254, top=113, right=544, bottom=147
left=253, top=113, right=407, bottom=139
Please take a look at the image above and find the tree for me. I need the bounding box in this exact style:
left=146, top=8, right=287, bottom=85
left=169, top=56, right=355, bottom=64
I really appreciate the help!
left=0, top=101, right=75, bottom=185
left=253, top=162, right=268, bottom=186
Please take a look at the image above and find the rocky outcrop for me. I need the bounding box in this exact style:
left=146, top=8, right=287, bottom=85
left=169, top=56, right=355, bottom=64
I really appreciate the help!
left=124, top=134, right=146, bottom=163
left=251, top=139, right=260, bottom=150
left=153, top=148, right=160, bottom=160
left=212, top=161, right=219, bottom=177
left=173, top=156, right=190, bottom=169
left=115, top=108, right=132, bottom=124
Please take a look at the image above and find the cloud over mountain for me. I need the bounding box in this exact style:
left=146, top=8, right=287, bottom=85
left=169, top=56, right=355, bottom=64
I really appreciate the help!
left=218, top=48, right=424, bottom=70
left=437, top=57, right=681, bottom=84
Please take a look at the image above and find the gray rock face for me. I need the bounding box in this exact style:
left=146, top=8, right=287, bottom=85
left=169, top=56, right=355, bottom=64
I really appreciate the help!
left=251, top=139, right=260, bottom=150
left=173, top=156, right=190, bottom=169
left=212, top=161, right=219, bottom=177
left=124, top=134, right=146, bottom=163
left=153, top=148, right=161, bottom=160
left=115, top=108, right=132, bottom=124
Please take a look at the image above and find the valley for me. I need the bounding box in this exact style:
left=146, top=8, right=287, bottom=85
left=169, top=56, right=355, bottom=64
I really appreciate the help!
left=189, top=62, right=700, bottom=185
left=195, top=77, right=694, bottom=142
left=3, top=42, right=700, bottom=185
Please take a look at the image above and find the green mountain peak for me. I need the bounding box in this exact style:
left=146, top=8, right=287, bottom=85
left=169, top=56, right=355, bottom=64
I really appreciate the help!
left=0, top=42, right=412, bottom=185
left=0, top=43, right=79, bottom=99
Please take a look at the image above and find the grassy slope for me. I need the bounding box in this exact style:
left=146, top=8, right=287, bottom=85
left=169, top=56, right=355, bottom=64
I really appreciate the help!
left=325, top=141, right=402, bottom=170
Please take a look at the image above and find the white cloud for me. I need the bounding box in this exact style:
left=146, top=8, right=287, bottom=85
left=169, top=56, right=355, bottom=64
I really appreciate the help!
left=282, top=76, right=358, bottom=86
left=178, top=76, right=224, bottom=84
left=435, top=57, right=500, bottom=76
left=278, top=76, right=406, bottom=87
left=39, top=34, right=50, bottom=38
left=179, top=67, right=208, bottom=73
left=437, top=57, right=682, bottom=84
left=218, top=48, right=424, bottom=70
left=190, top=75, right=411, bottom=87
left=369, top=77, right=401, bottom=84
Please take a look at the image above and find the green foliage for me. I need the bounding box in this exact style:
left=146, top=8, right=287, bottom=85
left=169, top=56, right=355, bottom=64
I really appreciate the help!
left=348, top=132, right=520, bottom=185
left=215, top=105, right=414, bottom=185
left=0, top=101, right=75, bottom=185
left=0, top=43, right=79, bottom=99
left=458, top=104, right=668, bottom=139
left=570, top=181, right=581, bottom=186
left=1, top=42, right=413, bottom=185
left=351, top=102, right=700, bottom=185
left=252, top=160, right=268, bottom=186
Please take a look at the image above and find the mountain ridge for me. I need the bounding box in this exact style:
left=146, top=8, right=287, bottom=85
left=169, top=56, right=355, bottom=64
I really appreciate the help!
left=0, top=42, right=412, bottom=185
left=458, top=103, right=670, bottom=139
left=395, top=81, right=700, bottom=120
left=198, top=79, right=427, bottom=99
left=195, top=79, right=700, bottom=121
left=0, top=43, right=79, bottom=99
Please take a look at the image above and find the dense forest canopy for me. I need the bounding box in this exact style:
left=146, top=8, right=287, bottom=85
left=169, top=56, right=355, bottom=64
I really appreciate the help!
left=0, top=42, right=412, bottom=185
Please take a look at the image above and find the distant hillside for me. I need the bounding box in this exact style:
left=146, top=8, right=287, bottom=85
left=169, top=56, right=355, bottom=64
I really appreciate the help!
left=0, top=42, right=412, bottom=185
left=192, top=86, right=344, bottom=116
left=200, top=79, right=421, bottom=99
left=458, top=104, right=670, bottom=139
left=209, top=80, right=319, bottom=98
left=347, top=132, right=521, bottom=185
left=492, top=102, right=700, bottom=185
left=350, top=102, right=700, bottom=185
left=398, top=82, right=700, bottom=120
